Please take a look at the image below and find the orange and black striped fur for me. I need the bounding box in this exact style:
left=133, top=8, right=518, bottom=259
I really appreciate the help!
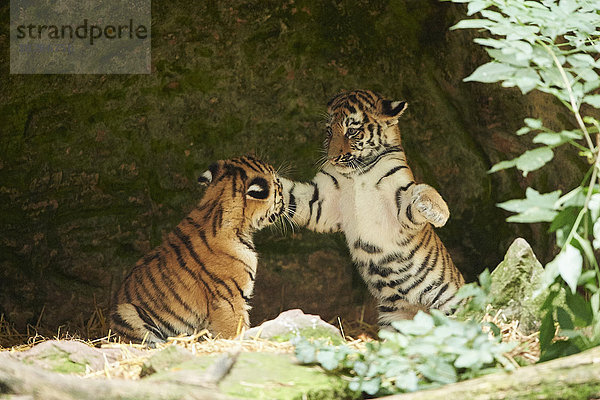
left=110, top=156, right=284, bottom=344
left=281, top=90, right=464, bottom=327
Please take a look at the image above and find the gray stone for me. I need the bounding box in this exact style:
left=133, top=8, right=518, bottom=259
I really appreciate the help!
left=244, top=309, right=342, bottom=342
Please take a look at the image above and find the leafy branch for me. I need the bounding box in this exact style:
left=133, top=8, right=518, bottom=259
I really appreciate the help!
left=294, top=311, right=515, bottom=396
left=448, top=0, right=600, bottom=361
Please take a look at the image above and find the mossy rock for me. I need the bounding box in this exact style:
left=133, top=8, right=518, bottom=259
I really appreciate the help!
left=485, top=238, right=566, bottom=333
left=244, top=309, right=344, bottom=345
left=9, top=341, right=91, bottom=374
left=269, top=326, right=345, bottom=345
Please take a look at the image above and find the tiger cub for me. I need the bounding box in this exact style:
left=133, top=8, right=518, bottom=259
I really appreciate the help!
left=281, top=90, right=465, bottom=327
left=110, top=156, right=284, bottom=344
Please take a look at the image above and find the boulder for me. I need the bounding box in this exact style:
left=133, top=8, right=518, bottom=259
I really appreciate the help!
left=244, top=309, right=343, bottom=343
left=488, top=238, right=551, bottom=333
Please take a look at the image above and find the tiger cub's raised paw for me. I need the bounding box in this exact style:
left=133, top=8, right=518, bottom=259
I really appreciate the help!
left=411, top=184, right=449, bottom=228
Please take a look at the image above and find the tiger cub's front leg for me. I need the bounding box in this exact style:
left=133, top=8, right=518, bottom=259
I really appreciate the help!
left=404, top=183, right=450, bottom=228
left=280, top=171, right=343, bottom=233
left=207, top=296, right=250, bottom=338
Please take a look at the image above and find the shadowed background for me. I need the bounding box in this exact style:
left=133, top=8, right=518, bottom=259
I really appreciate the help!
left=0, top=0, right=585, bottom=336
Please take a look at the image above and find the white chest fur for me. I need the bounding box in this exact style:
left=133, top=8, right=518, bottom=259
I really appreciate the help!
left=327, top=156, right=413, bottom=256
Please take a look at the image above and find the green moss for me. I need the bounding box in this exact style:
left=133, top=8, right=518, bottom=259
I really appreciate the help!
left=520, top=383, right=600, bottom=400
left=269, top=327, right=344, bottom=345
left=23, top=347, right=88, bottom=374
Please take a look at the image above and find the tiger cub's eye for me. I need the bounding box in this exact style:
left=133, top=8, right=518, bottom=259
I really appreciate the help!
left=346, top=127, right=360, bottom=138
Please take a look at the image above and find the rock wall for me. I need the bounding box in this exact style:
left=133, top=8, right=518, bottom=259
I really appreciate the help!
left=0, top=0, right=585, bottom=333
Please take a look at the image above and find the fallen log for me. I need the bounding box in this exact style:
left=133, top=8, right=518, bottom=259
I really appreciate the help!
left=0, top=356, right=234, bottom=400
left=384, top=346, right=600, bottom=400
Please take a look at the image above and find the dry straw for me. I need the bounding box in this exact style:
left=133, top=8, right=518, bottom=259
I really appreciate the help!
left=1, top=306, right=540, bottom=381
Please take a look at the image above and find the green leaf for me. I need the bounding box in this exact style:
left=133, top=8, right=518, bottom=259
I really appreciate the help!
left=478, top=268, right=491, bottom=288
left=566, top=290, right=593, bottom=325
left=556, top=186, right=586, bottom=208
left=488, top=159, right=517, bottom=173
left=592, top=291, right=600, bottom=316
left=515, top=146, right=554, bottom=176
left=537, top=261, right=560, bottom=298
left=539, top=340, right=581, bottom=362
left=573, top=233, right=596, bottom=268
left=583, top=95, right=600, bottom=108
left=524, top=118, right=543, bottom=129
left=497, top=188, right=560, bottom=223
left=506, top=208, right=558, bottom=223
left=480, top=10, right=504, bottom=22
left=467, top=0, right=491, bottom=15
left=464, top=62, right=516, bottom=83
left=589, top=193, right=600, bottom=220
left=484, top=322, right=501, bottom=337
left=549, top=207, right=579, bottom=234
left=539, top=311, right=555, bottom=350
left=578, top=270, right=597, bottom=285
left=516, top=126, right=531, bottom=135
left=532, top=132, right=562, bottom=146
left=513, top=72, right=541, bottom=94
left=395, top=370, right=418, bottom=392
left=576, top=68, right=599, bottom=85
left=594, top=218, right=600, bottom=250
left=556, top=307, right=574, bottom=330
left=316, top=349, right=340, bottom=370
left=391, top=311, right=434, bottom=335
left=554, top=244, right=583, bottom=294
left=558, top=329, right=585, bottom=340
left=294, top=340, right=317, bottom=363
left=360, top=377, right=382, bottom=395
left=418, top=360, right=457, bottom=384
left=568, top=54, right=596, bottom=68
left=450, top=19, right=493, bottom=30
left=353, top=361, right=368, bottom=376
left=454, top=350, right=482, bottom=369
left=497, top=188, right=560, bottom=213
left=455, top=282, right=485, bottom=300
left=486, top=48, right=530, bottom=67
left=541, top=287, right=560, bottom=309
left=474, top=38, right=505, bottom=49
left=533, top=130, right=582, bottom=146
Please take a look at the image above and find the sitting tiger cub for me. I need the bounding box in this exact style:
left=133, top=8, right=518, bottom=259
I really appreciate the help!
left=110, top=156, right=284, bottom=344
left=281, top=90, right=465, bottom=327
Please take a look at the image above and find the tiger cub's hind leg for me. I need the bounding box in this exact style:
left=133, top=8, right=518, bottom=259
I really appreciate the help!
left=111, top=303, right=166, bottom=346
left=408, top=184, right=450, bottom=228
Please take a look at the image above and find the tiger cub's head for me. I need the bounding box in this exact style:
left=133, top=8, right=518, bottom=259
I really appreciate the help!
left=325, top=89, right=408, bottom=173
left=198, top=155, right=284, bottom=232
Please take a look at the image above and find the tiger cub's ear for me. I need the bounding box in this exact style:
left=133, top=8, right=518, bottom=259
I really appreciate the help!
left=378, top=100, right=408, bottom=125
left=198, top=163, right=219, bottom=186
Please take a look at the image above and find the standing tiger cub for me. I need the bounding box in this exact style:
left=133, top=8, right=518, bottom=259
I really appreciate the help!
left=282, top=90, right=464, bottom=327
left=110, top=156, right=284, bottom=344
